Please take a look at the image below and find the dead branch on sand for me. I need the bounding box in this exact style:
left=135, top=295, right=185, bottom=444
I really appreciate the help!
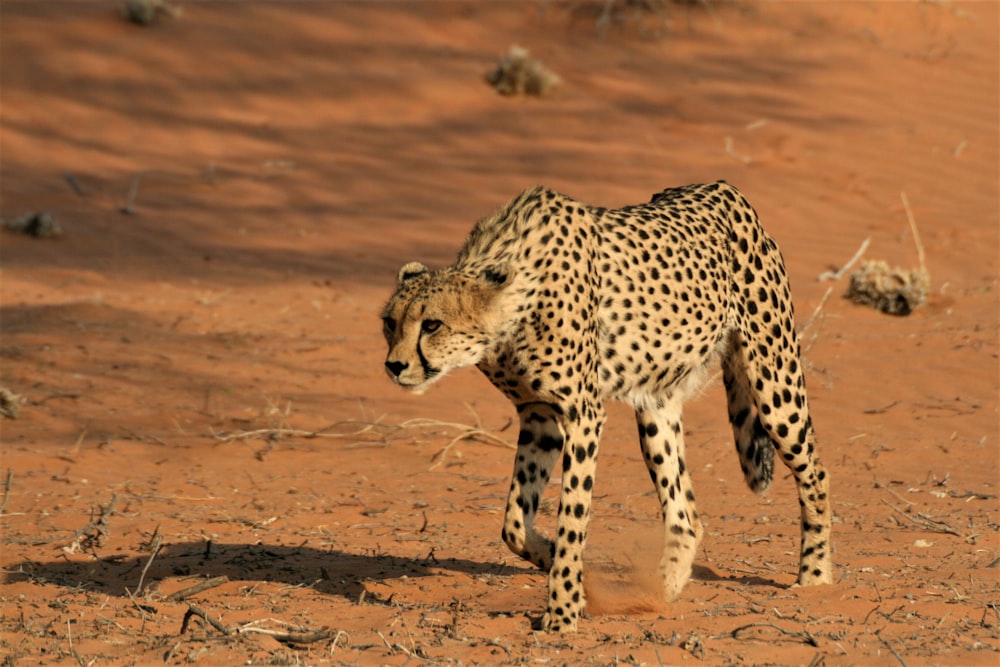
left=819, top=237, right=871, bottom=282
left=212, top=416, right=512, bottom=470
left=164, top=576, right=230, bottom=602
left=134, top=531, right=163, bottom=596
left=881, top=499, right=965, bottom=538
left=717, top=621, right=819, bottom=646
left=180, top=603, right=338, bottom=646
left=63, top=493, right=119, bottom=555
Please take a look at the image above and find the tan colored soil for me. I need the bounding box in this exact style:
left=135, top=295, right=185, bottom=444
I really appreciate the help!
left=1, top=2, right=997, bottom=665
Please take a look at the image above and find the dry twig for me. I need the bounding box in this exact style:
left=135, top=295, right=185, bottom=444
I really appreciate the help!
left=819, top=237, right=871, bottom=281
left=877, top=630, right=909, bottom=667
left=124, top=586, right=156, bottom=621
left=863, top=400, right=901, bottom=415
left=212, top=417, right=385, bottom=443
left=121, top=172, right=144, bottom=215
left=180, top=603, right=337, bottom=645
left=800, top=285, right=835, bottom=355
left=720, top=621, right=819, bottom=646
left=401, top=418, right=510, bottom=448
left=900, top=191, right=926, bottom=275
left=239, top=624, right=340, bottom=645
left=724, top=136, right=752, bottom=164
left=63, top=172, right=86, bottom=196
left=801, top=286, right=834, bottom=337
left=67, top=619, right=86, bottom=667
left=180, top=604, right=230, bottom=636
left=213, top=417, right=512, bottom=466
left=0, top=469, right=13, bottom=515
left=881, top=499, right=965, bottom=537
left=64, top=493, right=119, bottom=554
left=165, top=575, right=230, bottom=602
left=135, top=532, right=163, bottom=596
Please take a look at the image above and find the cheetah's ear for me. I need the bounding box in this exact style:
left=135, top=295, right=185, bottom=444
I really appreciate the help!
left=480, top=263, right=514, bottom=289
left=397, top=262, right=430, bottom=285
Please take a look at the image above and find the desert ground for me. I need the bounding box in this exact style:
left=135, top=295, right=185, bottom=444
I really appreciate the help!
left=1, top=1, right=997, bottom=665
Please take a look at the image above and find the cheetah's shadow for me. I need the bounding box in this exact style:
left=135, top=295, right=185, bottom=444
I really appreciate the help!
left=5, top=543, right=785, bottom=610
left=4, top=541, right=527, bottom=602
left=692, top=563, right=784, bottom=589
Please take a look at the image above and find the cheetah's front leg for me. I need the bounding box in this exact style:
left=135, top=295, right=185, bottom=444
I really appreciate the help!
left=538, top=401, right=606, bottom=633
left=501, top=403, right=563, bottom=571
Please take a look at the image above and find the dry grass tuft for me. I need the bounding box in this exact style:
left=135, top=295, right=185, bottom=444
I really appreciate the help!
left=846, top=191, right=930, bottom=316
left=486, top=45, right=561, bottom=97
left=0, top=387, right=22, bottom=419
left=123, top=0, right=179, bottom=26
left=4, top=212, right=62, bottom=238
left=846, top=261, right=930, bottom=316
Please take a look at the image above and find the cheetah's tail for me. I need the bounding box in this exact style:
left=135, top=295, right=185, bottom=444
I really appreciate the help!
left=722, top=332, right=776, bottom=495
left=740, top=417, right=775, bottom=494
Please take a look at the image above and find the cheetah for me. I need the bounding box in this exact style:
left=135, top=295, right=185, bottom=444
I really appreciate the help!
left=381, top=181, right=832, bottom=633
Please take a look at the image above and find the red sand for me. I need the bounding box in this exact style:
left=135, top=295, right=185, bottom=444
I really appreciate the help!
left=1, top=2, right=997, bottom=665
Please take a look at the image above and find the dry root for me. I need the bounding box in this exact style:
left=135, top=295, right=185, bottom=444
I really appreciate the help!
left=486, top=46, right=561, bottom=97
left=846, top=260, right=929, bottom=316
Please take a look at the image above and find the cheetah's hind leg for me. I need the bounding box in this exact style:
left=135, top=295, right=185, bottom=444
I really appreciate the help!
left=733, top=326, right=834, bottom=587
left=636, top=397, right=703, bottom=602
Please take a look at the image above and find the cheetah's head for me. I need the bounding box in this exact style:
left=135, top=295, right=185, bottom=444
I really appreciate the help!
left=381, top=261, right=516, bottom=393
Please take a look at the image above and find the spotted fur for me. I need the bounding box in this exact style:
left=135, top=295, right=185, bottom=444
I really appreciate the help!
left=381, top=181, right=832, bottom=632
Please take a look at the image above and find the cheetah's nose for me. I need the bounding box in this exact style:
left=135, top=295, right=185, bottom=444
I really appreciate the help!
left=385, top=360, right=408, bottom=378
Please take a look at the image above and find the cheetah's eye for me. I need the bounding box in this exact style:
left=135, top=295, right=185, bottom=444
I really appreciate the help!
left=421, top=319, right=443, bottom=334
left=382, top=317, right=397, bottom=335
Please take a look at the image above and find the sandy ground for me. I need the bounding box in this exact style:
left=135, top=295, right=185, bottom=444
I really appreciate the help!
left=1, top=1, right=998, bottom=665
